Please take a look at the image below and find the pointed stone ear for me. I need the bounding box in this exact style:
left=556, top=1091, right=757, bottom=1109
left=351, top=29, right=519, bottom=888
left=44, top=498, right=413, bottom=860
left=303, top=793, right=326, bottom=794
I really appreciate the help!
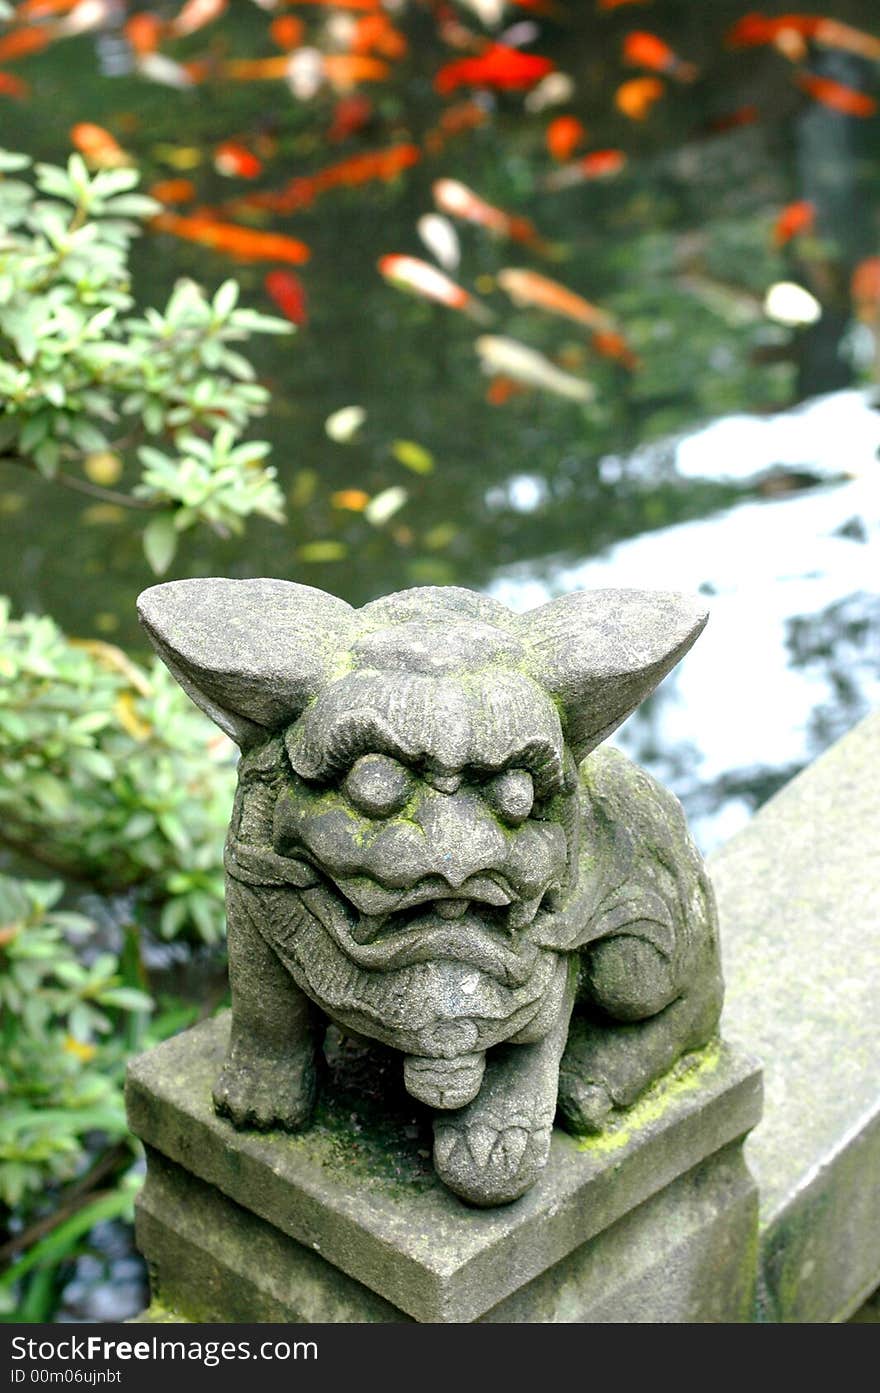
left=137, top=578, right=354, bottom=748
left=515, top=589, right=708, bottom=761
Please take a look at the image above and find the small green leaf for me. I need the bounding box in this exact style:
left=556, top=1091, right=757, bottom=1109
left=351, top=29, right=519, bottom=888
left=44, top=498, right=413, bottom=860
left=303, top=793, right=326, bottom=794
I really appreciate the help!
left=391, top=439, right=435, bottom=475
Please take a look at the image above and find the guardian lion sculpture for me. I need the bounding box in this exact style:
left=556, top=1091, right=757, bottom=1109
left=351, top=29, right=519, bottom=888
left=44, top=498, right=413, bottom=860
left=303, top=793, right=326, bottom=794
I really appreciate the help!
left=138, top=579, right=722, bottom=1207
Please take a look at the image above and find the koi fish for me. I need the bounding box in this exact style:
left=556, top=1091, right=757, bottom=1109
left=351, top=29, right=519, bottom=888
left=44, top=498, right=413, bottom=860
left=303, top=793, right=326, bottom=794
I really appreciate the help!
left=148, top=177, right=197, bottom=204
left=727, top=13, right=880, bottom=61
left=378, top=254, right=492, bottom=321
left=323, top=54, right=392, bottom=89
left=152, top=212, right=311, bottom=264
left=0, top=71, right=29, bottom=98
left=485, top=374, right=529, bottom=406
left=433, top=178, right=550, bottom=254
left=417, top=213, right=461, bottom=272
left=701, top=105, right=760, bottom=136
left=591, top=329, right=640, bottom=370
left=615, top=75, right=665, bottom=119
left=524, top=71, right=574, bottom=112
left=15, top=0, right=83, bottom=16
left=813, top=18, right=880, bottom=63
left=546, top=115, right=586, bottom=162
left=269, top=15, right=305, bottom=49
left=497, top=268, right=616, bottom=332
left=327, top=94, right=373, bottom=141
left=851, top=257, right=880, bottom=320
left=773, top=200, right=815, bottom=246
left=265, top=269, right=308, bottom=326
left=228, top=144, right=420, bottom=216
left=796, top=73, right=877, bottom=118
left=544, top=148, right=627, bottom=189
left=136, top=52, right=196, bottom=88
left=475, top=336, right=595, bottom=402
left=284, top=0, right=385, bottom=8
left=167, top=0, right=227, bottom=39
left=351, top=13, right=407, bottom=60
left=424, top=98, right=488, bottom=153
left=224, top=56, right=291, bottom=80
left=52, top=0, right=119, bottom=36
left=124, top=12, right=164, bottom=55
left=623, top=31, right=697, bottom=81
left=435, top=43, right=555, bottom=94
left=0, top=26, right=51, bottom=62
left=70, top=122, right=132, bottom=168
left=214, top=141, right=263, bottom=179
left=598, top=0, right=650, bottom=9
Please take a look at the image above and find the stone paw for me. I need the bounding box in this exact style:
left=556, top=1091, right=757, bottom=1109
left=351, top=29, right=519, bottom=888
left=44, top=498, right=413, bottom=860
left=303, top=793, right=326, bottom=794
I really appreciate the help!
left=212, top=1052, right=316, bottom=1132
left=555, top=1070, right=613, bottom=1135
left=433, top=1113, right=553, bottom=1207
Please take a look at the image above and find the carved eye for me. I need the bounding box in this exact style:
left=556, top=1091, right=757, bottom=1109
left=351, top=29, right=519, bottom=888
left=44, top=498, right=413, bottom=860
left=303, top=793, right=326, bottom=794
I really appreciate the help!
left=344, top=754, right=412, bottom=818
left=488, top=769, right=534, bottom=826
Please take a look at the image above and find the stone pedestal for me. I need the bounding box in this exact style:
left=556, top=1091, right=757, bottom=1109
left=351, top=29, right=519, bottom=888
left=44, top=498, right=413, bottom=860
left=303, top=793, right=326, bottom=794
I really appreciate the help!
left=126, top=1014, right=762, bottom=1323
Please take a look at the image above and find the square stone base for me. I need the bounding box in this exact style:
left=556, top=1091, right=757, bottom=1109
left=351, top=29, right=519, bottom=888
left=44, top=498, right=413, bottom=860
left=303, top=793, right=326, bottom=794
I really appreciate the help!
left=126, top=1014, right=762, bottom=1323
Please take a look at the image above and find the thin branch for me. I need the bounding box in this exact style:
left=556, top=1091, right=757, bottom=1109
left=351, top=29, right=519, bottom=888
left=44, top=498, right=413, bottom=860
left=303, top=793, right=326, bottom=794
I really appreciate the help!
left=0, top=450, right=158, bottom=509
left=0, top=1142, right=130, bottom=1268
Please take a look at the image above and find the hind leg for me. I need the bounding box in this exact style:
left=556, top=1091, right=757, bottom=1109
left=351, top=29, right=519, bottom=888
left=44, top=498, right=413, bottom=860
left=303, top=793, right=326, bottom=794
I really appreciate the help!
left=557, top=932, right=722, bottom=1133
left=213, top=877, right=321, bottom=1131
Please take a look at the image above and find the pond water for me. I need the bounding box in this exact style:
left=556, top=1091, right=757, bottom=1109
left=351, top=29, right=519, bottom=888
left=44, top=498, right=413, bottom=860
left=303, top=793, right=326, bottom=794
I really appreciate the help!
left=1, top=0, right=878, bottom=1319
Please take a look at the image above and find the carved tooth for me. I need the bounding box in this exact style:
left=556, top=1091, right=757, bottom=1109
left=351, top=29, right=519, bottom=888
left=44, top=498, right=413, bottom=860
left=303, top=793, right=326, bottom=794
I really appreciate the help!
left=495, top=1126, right=529, bottom=1172
left=433, top=1129, right=458, bottom=1169
left=436, top=899, right=470, bottom=920
left=465, top=1124, right=496, bottom=1170
left=507, top=895, right=543, bottom=930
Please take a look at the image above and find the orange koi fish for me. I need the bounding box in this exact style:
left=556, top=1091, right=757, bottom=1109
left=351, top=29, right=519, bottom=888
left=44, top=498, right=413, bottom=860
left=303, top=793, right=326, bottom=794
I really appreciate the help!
left=147, top=177, right=197, bottom=205
left=327, top=94, right=373, bottom=142
left=497, top=268, right=616, bottom=332
left=623, top=31, right=697, bottom=81
left=814, top=18, right=880, bottom=63
left=224, top=56, right=290, bottom=80
left=773, top=200, right=815, bottom=246
left=597, top=0, right=650, bottom=9
left=265, top=269, right=308, bottom=326
left=435, top=43, right=555, bottom=95
left=226, top=143, right=420, bottom=216
left=269, top=15, right=305, bottom=50
left=615, top=75, right=665, bottom=119
left=701, top=104, right=760, bottom=136
left=0, top=26, right=51, bottom=62
left=851, top=257, right=880, bottom=320
left=544, top=148, right=627, bottom=189
left=424, top=99, right=488, bottom=154
left=15, top=0, right=81, bottom=15
left=351, top=13, right=407, bottom=60
left=322, top=53, right=391, bottom=89
left=167, top=0, right=227, bottom=39
left=124, top=12, right=164, bottom=55
left=796, top=73, right=877, bottom=118
left=0, top=71, right=29, bottom=98
left=285, top=0, right=383, bottom=8
left=378, top=254, right=492, bottom=321
left=591, top=329, right=640, bottom=370
left=213, top=141, right=263, bottom=179
left=727, top=13, right=880, bottom=61
left=546, top=115, right=586, bottom=162
left=485, top=375, right=529, bottom=406
left=53, top=0, right=119, bottom=36
left=70, top=122, right=132, bottom=168
left=152, top=212, right=310, bottom=264
left=433, top=178, right=550, bottom=254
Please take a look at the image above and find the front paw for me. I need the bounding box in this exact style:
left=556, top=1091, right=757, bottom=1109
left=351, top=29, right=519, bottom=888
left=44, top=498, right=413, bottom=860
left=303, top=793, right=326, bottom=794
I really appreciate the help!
left=213, top=1050, right=317, bottom=1132
left=433, top=1108, right=553, bottom=1207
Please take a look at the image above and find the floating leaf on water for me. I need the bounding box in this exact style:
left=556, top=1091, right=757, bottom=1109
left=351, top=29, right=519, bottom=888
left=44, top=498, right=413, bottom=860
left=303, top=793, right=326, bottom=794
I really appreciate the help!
left=0, top=492, right=24, bottom=515
left=289, top=469, right=318, bottom=507
left=297, top=540, right=348, bottom=562
left=152, top=144, right=203, bottom=170
left=764, top=281, right=822, bottom=327
left=81, top=504, right=125, bottom=526
left=365, top=485, right=408, bottom=526
left=331, top=489, right=370, bottom=511
left=83, top=452, right=122, bottom=486
left=391, top=439, right=434, bottom=475
left=325, top=405, right=366, bottom=442
left=93, top=613, right=120, bottom=635
left=424, top=522, right=458, bottom=550
left=475, top=274, right=496, bottom=295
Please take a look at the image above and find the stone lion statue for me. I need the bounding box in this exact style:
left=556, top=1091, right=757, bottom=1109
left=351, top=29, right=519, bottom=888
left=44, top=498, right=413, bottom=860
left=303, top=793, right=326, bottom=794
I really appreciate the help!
left=138, top=579, right=722, bottom=1207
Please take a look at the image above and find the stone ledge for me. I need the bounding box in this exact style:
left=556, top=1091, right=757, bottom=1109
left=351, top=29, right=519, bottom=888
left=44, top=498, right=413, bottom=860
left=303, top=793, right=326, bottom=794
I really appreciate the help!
left=712, top=708, right=880, bottom=1322
left=126, top=1016, right=761, bottom=1323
